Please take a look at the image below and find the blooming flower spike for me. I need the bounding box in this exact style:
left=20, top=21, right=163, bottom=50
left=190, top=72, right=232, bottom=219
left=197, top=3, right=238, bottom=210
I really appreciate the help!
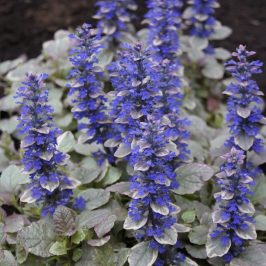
left=16, top=73, right=80, bottom=216
left=208, top=45, right=265, bottom=262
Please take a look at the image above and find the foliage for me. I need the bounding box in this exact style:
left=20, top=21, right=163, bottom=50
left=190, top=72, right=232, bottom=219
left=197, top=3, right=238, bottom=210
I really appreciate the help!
left=0, top=0, right=265, bottom=266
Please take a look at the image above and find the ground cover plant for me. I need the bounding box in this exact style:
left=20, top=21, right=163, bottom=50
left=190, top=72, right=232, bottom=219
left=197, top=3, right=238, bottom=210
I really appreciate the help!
left=0, top=0, right=266, bottom=265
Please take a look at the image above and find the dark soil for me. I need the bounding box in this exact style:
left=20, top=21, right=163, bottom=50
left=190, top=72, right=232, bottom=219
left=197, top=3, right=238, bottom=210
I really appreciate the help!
left=0, top=0, right=266, bottom=87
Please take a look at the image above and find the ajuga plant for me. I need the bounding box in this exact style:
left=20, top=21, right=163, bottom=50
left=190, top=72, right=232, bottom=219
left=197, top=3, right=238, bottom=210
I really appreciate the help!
left=184, top=0, right=220, bottom=54
left=16, top=73, right=81, bottom=216
left=145, top=0, right=190, bottom=163
left=94, top=0, right=137, bottom=43
left=68, top=23, right=109, bottom=145
left=207, top=45, right=265, bottom=262
left=109, top=43, right=190, bottom=265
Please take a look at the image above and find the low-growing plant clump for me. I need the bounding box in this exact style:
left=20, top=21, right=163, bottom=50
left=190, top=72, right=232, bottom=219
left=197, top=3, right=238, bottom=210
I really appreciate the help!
left=0, top=0, right=265, bottom=265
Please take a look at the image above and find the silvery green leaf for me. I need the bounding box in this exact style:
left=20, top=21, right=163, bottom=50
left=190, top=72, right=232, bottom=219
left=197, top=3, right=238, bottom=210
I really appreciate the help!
left=40, top=179, right=59, bottom=192
left=248, top=150, right=266, bottom=167
left=173, top=223, right=191, bottom=233
left=154, top=227, right=177, bottom=245
left=57, top=131, right=75, bottom=153
left=214, top=48, right=231, bottom=60
left=189, top=36, right=208, bottom=50
left=206, top=233, right=231, bottom=258
left=106, top=182, right=131, bottom=196
left=0, top=250, right=17, bottom=266
left=39, top=151, right=53, bottom=161
left=212, top=209, right=230, bottom=224
left=17, top=220, right=56, bottom=257
left=48, top=88, right=63, bottom=115
left=128, top=242, right=158, bottom=266
left=55, top=113, right=72, bottom=128
left=114, top=143, right=131, bottom=158
left=94, top=215, right=116, bottom=238
left=96, top=49, right=114, bottom=69
left=124, top=215, right=148, bottom=230
left=235, top=222, right=257, bottom=240
left=104, top=138, right=120, bottom=148
left=173, top=163, right=214, bottom=194
left=0, top=92, right=17, bottom=112
left=101, top=167, right=122, bottom=186
left=71, top=167, right=100, bottom=185
left=0, top=116, right=18, bottom=134
left=150, top=202, right=169, bottom=215
left=187, top=48, right=205, bottom=62
left=53, top=206, right=76, bottom=236
left=179, top=257, right=199, bottom=266
left=16, top=244, right=28, bottom=264
left=49, top=240, right=67, bottom=256
left=188, top=140, right=208, bottom=162
left=230, top=242, right=266, bottom=266
left=4, top=214, right=25, bottom=233
left=210, top=25, right=232, bottom=40
left=238, top=202, right=255, bottom=214
left=235, top=134, right=254, bottom=151
left=181, top=210, right=196, bottom=223
left=87, top=235, right=111, bottom=247
left=78, top=188, right=110, bottom=211
left=202, top=60, right=224, bottom=80
left=186, top=245, right=207, bottom=259
left=0, top=55, right=26, bottom=75
left=134, top=161, right=149, bottom=171
left=20, top=188, right=36, bottom=204
left=0, top=165, right=29, bottom=193
left=188, top=225, right=209, bottom=245
left=182, top=7, right=194, bottom=19
left=255, top=215, right=266, bottom=231
left=237, top=106, right=251, bottom=118
left=77, top=209, right=111, bottom=230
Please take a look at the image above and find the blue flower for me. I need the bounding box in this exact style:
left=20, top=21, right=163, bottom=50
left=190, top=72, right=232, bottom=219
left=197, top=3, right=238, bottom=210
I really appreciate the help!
left=16, top=73, right=80, bottom=216
left=109, top=43, right=190, bottom=264
left=210, top=46, right=265, bottom=261
left=68, top=23, right=111, bottom=145
left=94, top=0, right=137, bottom=41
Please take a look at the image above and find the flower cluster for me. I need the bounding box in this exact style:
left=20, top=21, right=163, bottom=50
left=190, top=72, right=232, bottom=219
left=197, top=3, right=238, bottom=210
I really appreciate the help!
left=145, top=0, right=190, bottom=162
left=109, top=44, right=189, bottom=265
left=224, top=45, right=265, bottom=152
left=185, top=0, right=220, bottom=54
left=68, top=23, right=110, bottom=145
left=124, top=117, right=184, bottom=264
left=209, top=46, right=265, bottom=262
left=94, top=0, right=137, bottom=42
left=145, top=0, right=183, bottom=60
left=16, top=73, right=80, bottom=216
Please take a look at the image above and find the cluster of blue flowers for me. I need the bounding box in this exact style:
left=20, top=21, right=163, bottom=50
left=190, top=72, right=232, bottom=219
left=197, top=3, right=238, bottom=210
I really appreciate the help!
left=209, top=45, right=265, bottom=262
left=16, top=73, right=82, bottom=216
left=145, top=0, right=183, bottom=59
left=109, top=43, right=188, bottom=265
left=185, top=0, right=219, bottom=54
left=68, top=23, right=110, bottom=145
left=145, top=0, right=190, bottom=163
left=94, top=0, right=137, bottom=42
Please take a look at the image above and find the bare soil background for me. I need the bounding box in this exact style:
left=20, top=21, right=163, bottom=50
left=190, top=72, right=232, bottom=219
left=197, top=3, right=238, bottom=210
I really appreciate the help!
left=0, top=0, right=266, bottom=87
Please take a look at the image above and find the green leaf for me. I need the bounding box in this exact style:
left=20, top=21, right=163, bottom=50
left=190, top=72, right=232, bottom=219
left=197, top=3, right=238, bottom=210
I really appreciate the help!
left=101, top=167, right=122, bottom=186
left=255, top=215, right=266, bottom=231
left=95, top=215, right=116, bottom=238
left=17, top=220, right=56, bottom=258
left=0, top=250, right=17, bottom=266
left=71, top=230, right=86, bottom=245
left=188, top=225, right=209, bottom=245
left=49, top=240, right=67, bottom=256
left=206, top=233, right=231, bottom=258
left=53, top=206, right=76, bottom=236
left=185, top=245, right=207, bottom=259
left=230, top=242, right=266, bottom=266
left=182, top=210, right=196, bottom=223
left=16, top=244, right=28, bottom=264
left=57, top=131, right=75, bottom=153
left=79, top=188, right=110, bottom=211
left=72, top=248, right=83, bottom=262
left=173, top=163, right=214, bottom=194
left=128, top=242, right=158, bottom=266
left=0, top=165, right=29, bottom=193
left=77, top=209, right=111, bottom=230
